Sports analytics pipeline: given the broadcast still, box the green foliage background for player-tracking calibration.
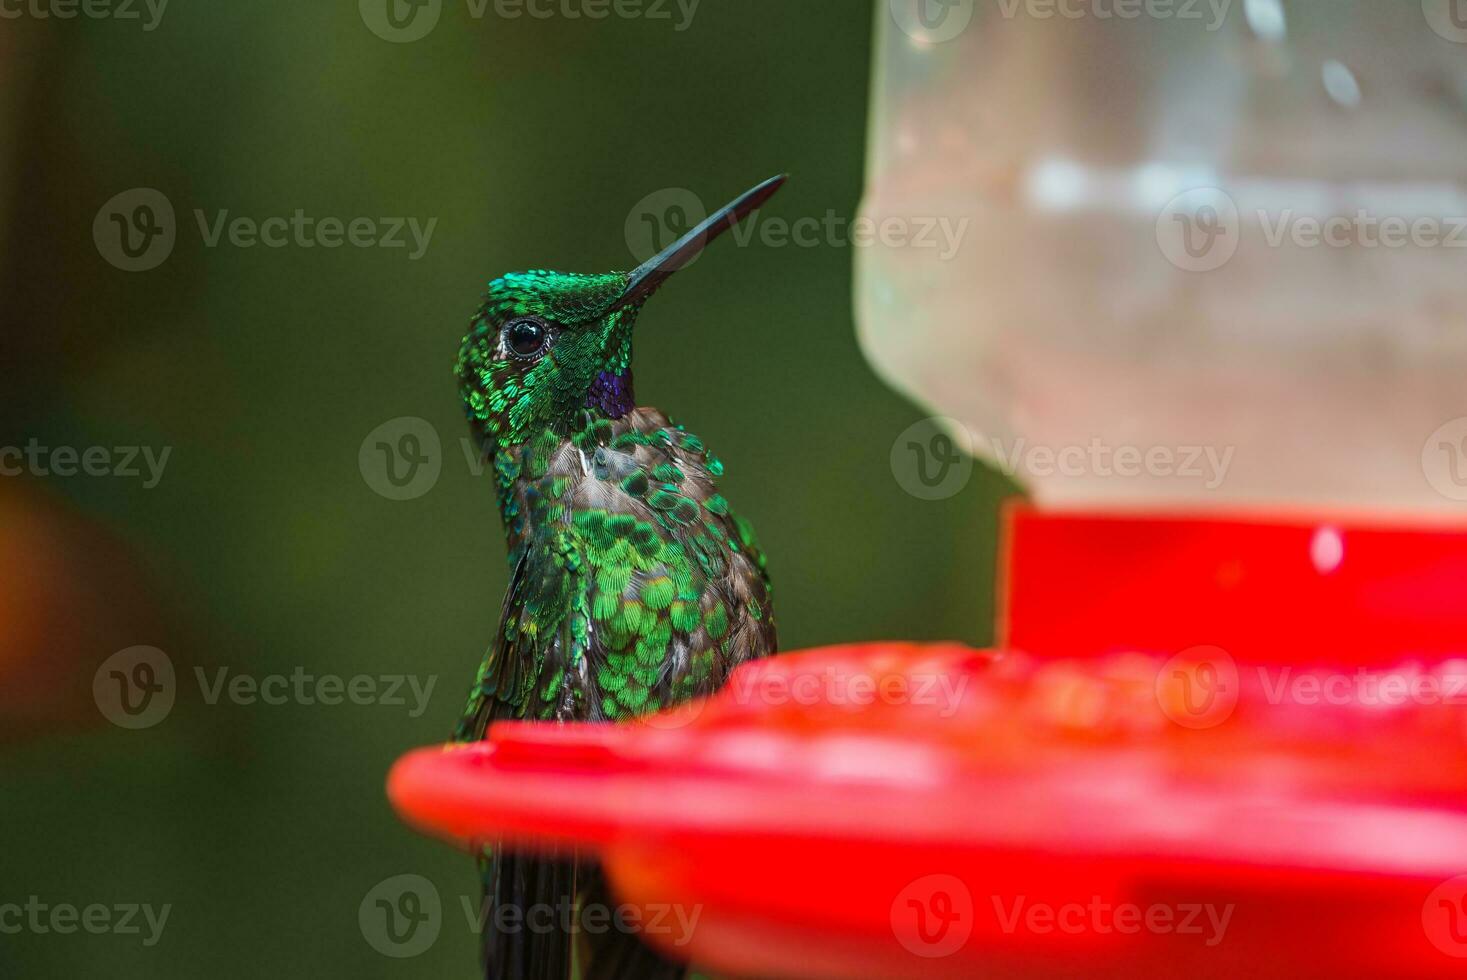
[0,2,1009,975]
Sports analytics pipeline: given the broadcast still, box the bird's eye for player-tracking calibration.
[504,318,549,360]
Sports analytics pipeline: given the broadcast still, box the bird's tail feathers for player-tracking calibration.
[477,848,688,980]
[480,846,577,980]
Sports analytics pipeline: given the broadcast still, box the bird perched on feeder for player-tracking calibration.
[451,176,784,979]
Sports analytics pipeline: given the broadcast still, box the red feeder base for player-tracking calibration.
[389,509,1467,978]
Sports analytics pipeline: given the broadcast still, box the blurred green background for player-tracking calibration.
[0,1,1011,976]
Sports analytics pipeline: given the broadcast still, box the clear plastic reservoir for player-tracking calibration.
[858,0,1467,512]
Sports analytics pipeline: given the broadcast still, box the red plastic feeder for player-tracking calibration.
[390,507,1467,978]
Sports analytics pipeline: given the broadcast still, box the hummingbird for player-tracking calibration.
[451,176,784,979]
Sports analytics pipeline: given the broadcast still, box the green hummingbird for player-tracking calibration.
[451,176,784,979]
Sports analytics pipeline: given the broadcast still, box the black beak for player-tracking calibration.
[615,174,787,310]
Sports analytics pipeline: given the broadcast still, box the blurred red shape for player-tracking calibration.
[391,650,1467,977]
[390,511,1467,977]
[0,479,168,739]
[1003,503,1467,667]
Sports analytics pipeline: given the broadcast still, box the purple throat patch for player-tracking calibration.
[585,371,635,418]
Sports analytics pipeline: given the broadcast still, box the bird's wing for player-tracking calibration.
[721,504,779,665]
[453,527,592,740]
[654,419,778,680]
[453,529,596,980]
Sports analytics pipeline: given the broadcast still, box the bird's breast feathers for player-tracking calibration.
[494,407,776,722]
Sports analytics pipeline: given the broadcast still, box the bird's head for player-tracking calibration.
[455,175,786,451]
